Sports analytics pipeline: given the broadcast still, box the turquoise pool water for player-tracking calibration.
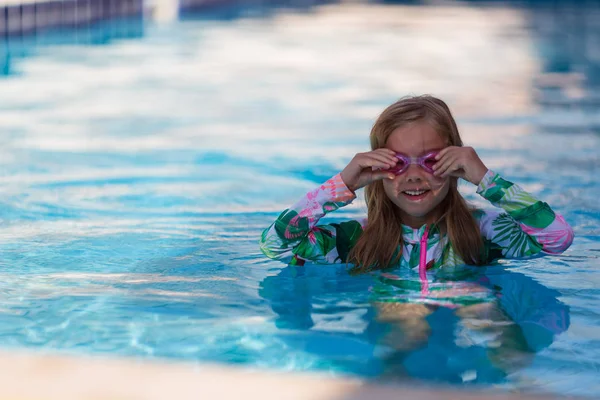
[0,3,599,397]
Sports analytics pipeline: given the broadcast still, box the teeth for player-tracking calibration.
[405,190,426,196]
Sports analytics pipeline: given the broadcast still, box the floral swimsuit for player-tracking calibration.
[259,170,574,271]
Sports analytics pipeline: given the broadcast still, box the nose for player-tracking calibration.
[405,163,425,182]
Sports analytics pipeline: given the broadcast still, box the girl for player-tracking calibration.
[259,95,574,275]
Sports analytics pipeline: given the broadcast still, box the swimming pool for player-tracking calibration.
[0,2,599,398]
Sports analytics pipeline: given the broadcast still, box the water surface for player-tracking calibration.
[0,3,599,397]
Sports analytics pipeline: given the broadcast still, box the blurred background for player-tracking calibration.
[0,0,599,398]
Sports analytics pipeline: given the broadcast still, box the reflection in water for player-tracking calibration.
[259,264,569,384]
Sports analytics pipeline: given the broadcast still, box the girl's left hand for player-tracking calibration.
[432,146,488,185]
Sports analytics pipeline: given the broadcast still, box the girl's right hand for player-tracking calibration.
[340,149,398,192]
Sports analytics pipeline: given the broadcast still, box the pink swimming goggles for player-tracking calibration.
[387,151,439,175]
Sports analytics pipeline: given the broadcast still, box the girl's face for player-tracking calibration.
[382,122,450,228]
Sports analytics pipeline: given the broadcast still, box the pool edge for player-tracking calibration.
[0,349,578,400]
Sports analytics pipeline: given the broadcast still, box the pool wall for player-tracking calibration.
[0,0,144,37]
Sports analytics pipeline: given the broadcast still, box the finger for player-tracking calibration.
[440,163,461,178]
[361,153,397,169]
[371,149,399,164]
[432,153,455,173]
[374,148,397,156]
[360,158,395,171]
[432,150,456,170]
[370,170,396,182]
[434,156,458,177]
[434,146,456,160]
[365,155,396,170]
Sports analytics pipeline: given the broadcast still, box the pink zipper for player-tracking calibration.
[419,225,430,295]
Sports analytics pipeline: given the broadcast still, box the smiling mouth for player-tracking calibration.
[402,189,430,200]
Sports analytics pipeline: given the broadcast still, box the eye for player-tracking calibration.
[395,158,407,169]
[423,157,436,168]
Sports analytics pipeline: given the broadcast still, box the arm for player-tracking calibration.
[476,170,574,260]
[259,173,364,265]
[260,148,399,266]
